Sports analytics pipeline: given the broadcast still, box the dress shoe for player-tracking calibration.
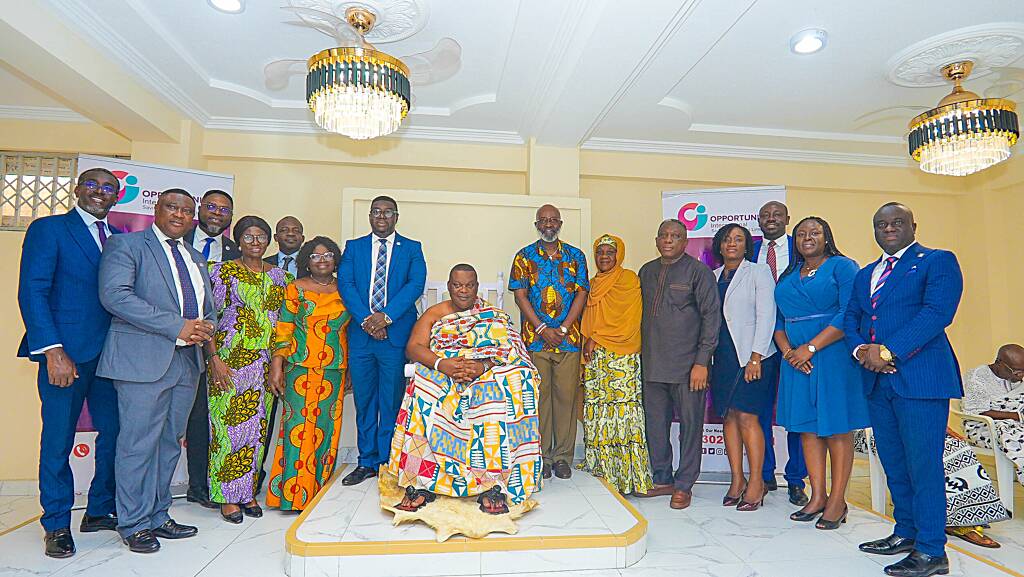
[241,502,263,518]
[764,477,779,491]
[860,534,917,556]
[542,463,552,479]
[44,528,75,558]
[221,506,243,524]
[633,483,674,498]
[788,485,809,506]
[123,529,160,554]
[341,466,378,486]
[815,505,848,530]
[152,519,198,539]
[186,492,218,510]
[670,490,692,510]
[553,460,572,479]
[80,512,118,533]
[789,507,825,522]
[883,551,949,577]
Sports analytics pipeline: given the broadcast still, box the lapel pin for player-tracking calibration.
[917,253,924,257]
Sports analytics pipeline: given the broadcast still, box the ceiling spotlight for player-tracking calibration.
[208,0,244,14]
[790,29,827,55]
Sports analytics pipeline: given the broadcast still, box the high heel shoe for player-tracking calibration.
[736,497,763,512]
[815,506,848,530]
[790,507,825,522]
[723,483,746,507]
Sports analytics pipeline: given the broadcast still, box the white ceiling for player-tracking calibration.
[3,0,1023,165]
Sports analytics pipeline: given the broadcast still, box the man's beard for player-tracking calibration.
[200,219,227,236]
[538,229,560,243]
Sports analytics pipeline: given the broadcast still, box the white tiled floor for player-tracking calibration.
[1,476,1021,577]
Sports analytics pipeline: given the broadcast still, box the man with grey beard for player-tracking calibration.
[509,204,590,480]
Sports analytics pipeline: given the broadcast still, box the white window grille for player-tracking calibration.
[1,152,78,230]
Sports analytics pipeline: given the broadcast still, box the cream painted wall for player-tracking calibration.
[0,121,1018,480]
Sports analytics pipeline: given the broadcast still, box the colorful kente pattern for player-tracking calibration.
[387,300,542,504]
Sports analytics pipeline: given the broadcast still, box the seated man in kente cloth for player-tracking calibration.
[388,264,542,514]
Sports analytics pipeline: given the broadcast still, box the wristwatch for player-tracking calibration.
[879,345,894,363]
[807,344,817,354]
[559,326,568,335]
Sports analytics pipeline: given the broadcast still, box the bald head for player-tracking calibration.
[873,202,917,255]
[535,204,562,243]
[995,344,1024,382]
[274,215,305,254]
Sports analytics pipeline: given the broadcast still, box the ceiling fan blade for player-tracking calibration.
[401,37,462,85]
[281,5,361,45]
[264,59,307,91]
[853,105,929,123]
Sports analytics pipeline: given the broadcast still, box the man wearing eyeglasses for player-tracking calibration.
[97,189,216,554]
[18,169,124,558]
[961,344,1024,490]
[338,196,426,486]
[182,189,240,509]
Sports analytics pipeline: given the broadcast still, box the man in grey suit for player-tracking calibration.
[97,189,216,554]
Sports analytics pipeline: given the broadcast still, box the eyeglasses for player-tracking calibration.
[161,203,195,217]
[242,234,268,244]
[536,218,562,225]
[79,179,118,196]
[203,203,232,216]
[997,358,1024,378]
[370,208,398,219]
[309,252,335,262]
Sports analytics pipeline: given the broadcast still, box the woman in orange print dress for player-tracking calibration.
[267,236,351,511]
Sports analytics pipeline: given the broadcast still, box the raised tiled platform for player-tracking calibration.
[284,468,647,577]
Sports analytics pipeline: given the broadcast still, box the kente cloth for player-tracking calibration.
[581,234,642,356]
[387,300,542,504]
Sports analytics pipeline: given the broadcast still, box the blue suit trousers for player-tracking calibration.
[349,339,407,468]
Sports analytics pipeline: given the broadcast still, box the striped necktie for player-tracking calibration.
[370,238,387,312]
[766,240,778,282]
[871,256,898,309]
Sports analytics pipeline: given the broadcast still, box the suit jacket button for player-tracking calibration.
[871,315,877,321]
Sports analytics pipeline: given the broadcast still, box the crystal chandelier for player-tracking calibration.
[908,61,1019,177]
[306,9,410,140]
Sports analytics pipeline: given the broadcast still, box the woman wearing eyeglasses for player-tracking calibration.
[204,216,292,524]
[266,236,351,512]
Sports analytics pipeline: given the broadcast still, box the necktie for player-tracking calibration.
[95,222,108,248]
[371,238,387,313]
[871,256,899,309]
[282,256,293,275]
[167,239,200,319]
[766,240,778,282]
[201,237,214,260]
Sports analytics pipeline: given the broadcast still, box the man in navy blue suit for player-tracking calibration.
[17,168,123,558]
[338,196,427,486]
[750,200,808,507]
[845,203,962,577]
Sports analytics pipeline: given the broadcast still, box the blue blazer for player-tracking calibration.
[338,233,427,349]
[750,235,795,267]
[843,242,963,400]
[17,210,120,363]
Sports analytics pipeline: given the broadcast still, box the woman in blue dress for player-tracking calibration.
[774,216,869,530]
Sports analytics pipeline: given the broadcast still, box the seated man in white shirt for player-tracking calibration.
[962,344,1024,485]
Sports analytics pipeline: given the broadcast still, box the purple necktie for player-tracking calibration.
[96,222,108,248]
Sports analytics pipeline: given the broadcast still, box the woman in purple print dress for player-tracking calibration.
[205,216,293,524]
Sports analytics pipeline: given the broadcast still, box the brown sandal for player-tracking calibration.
[395,486,436,512]
[477,486,509,515]
[946,527,1000,548]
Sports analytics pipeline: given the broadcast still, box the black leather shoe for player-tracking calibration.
[860,534,917,556]
[186,492,218,510]
[123,529,160,554]
[342,466,378,486]
[241,502,263,518]
[152,519,198,539]
[220,506,243,525]
[44,528,75,558]
[542,463,552,479]
[788,485,809,506]
[764,477,779,492]
[80,512,118,533]
[553,460,572,479]
[884,551,949,577]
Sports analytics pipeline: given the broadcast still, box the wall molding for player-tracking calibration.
[582,137,911,167]
[0,105,91,123]
[204,116,525,144]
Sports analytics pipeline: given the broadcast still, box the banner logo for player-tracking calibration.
[678,202,709,231]
[72,443,90,458]
[111,171,141,204]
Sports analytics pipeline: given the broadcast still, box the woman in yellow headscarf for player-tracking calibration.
[579,234,653,494]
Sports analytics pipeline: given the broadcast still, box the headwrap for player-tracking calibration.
[581,234,642,355]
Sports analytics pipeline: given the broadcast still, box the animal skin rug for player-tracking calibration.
[377,469,538,542]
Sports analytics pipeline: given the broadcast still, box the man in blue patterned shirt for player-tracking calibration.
[509,204,590,480]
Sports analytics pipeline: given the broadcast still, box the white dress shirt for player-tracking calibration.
[276,251,299,277]
[191,226,223,263]
[869,245,911,294]
[367,232,396,308]
[30,208,110,355]
[152,225,207,346]
[757,235,790,274]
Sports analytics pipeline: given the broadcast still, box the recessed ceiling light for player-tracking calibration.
[208,0,244,14]
[790,29,827,55]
